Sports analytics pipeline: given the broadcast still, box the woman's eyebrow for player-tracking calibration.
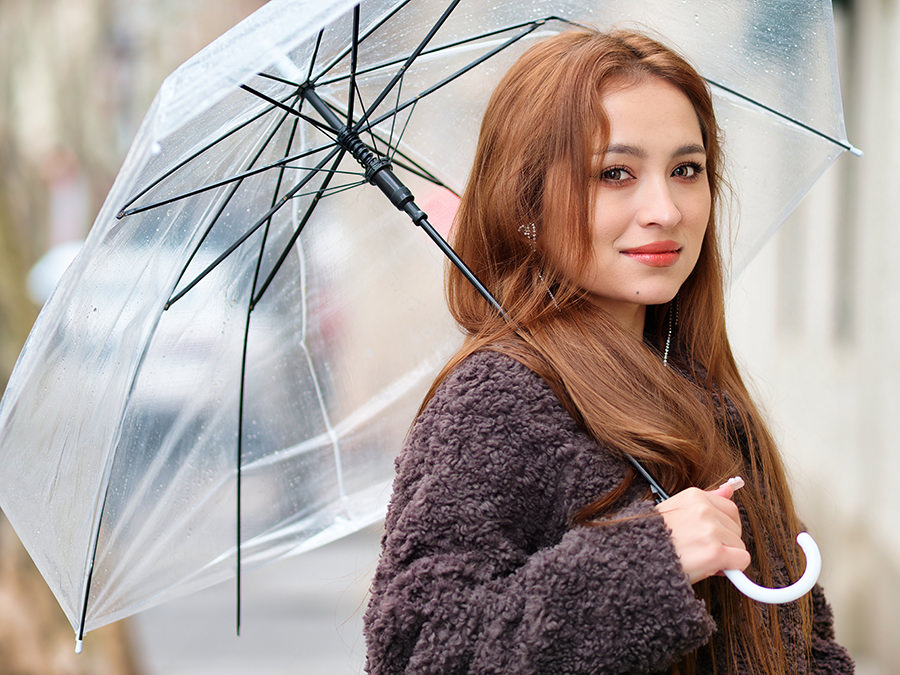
[674,143,706,156]
[600,143,706,158]
[603,143,645,158]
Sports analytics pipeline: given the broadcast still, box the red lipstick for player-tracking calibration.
[621,240,682,267]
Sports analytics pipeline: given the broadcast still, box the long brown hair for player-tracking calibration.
[425,29,812,673]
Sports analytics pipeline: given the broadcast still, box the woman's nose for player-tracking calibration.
[637,178,682,228]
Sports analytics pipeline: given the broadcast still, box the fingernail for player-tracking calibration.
[721,476,745,491]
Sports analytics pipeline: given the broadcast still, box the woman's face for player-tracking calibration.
[556,77,711,333]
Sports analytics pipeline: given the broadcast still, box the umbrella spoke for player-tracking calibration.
[307,28,324,83]
[117,83,341,221]
[168,101,303,302]
[707,78,861,154]
[137,15,572,230]
[165,145,342,308]
[308,0,416,85]
[238,84,338,138]
[389,156,454,193]
[251,149,346,308]
[359,20,545,133]
[117,141,343,220]
[339,104,453,192]
[287,178,369,201]
[347,4,361,126]
[355,0,462,131]
[313,18,567,90]
[387,96,416,165]
[171,150,364,316]
[117,90,302,217]
[381,67,407,158]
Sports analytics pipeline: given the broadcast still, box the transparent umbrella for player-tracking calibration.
[0,0,857,649]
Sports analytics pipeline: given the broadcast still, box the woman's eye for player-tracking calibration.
[600,167,630,181]
[673,162,704,179]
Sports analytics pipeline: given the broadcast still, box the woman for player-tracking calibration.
[363,29,853,673]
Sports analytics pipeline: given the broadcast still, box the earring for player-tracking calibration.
[518,222,538,244]
[517,223,559,309]
[662,296,678,367]
[540,271,560,309]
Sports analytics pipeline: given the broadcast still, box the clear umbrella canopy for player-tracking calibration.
[0,0,855,642]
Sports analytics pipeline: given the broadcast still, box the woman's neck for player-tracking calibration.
[586,298,646,337]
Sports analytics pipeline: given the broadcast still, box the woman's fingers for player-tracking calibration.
[657,484,751,584]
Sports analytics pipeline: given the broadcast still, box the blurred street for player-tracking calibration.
[131,524,381,675]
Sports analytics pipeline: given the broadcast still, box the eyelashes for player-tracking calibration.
[597,165,632,182]
[594,162,706,184]
[671,161,705,179]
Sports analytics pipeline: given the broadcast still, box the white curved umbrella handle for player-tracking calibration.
[723,532,821,604]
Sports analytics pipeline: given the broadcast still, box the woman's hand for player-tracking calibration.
[656,480,751,584]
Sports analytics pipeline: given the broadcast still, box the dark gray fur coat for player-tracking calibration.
[363,350,854,673]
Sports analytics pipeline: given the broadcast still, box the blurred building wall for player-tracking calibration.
[727,2,899,671]
[0,0,266,260]
[0,2,265,672]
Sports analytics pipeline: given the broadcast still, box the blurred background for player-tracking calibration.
[0,0,896,673]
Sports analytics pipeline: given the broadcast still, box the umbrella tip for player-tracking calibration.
[75,639,83,654]
[848,144,864,157]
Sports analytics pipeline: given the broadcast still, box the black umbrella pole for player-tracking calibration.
[368,167,505,318]
[300,84,505,318]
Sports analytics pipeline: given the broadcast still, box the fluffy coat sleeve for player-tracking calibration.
[363,351,715,673]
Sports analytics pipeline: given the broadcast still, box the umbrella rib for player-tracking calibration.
[118,83,341,221]
[72,95,307,643]
[234,109,308,633]
[706,78,860,154]
[168,94,305,297]
[347,4,361,127]
[359,122,453,192]
[311,18,565,90]
[166,145,342,308]
[117,90,300,216]
[252,18,571,173]
[357,20,545,133]
[74,494,111,647]
[157,167,368,307]
[308,0,415,84]
[238,84,341,140]
[118,142,337,220]
[250,17,572,200]
[307,28,324,83]
[354,0,463,130]
[251,149,346,308]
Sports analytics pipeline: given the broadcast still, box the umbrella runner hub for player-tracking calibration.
[299,83,423,222]
[287,81,505,316]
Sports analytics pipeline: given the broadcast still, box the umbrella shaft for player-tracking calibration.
[300,84,505,317]
[301,85,420,214]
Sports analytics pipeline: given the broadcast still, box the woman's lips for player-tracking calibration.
[621,241,682,267]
